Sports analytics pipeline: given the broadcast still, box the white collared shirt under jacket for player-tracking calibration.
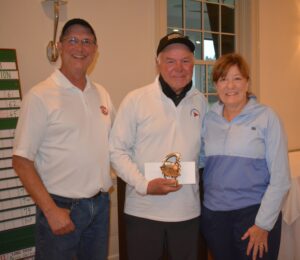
[110,77,207,222]
[13,69,115,198]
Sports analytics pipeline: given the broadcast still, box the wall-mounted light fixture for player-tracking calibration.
[45,0,68,62]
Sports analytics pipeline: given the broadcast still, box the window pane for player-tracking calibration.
[207,0,219,3]
[185,0,202,30]
[222,0,235,6]
[221,34,235,54]
[185,31,202,60]
[204,32,219,60]
[207,65,215,93]
[221,5,234,33]
[204,3,219,32]
[167,0,183,29]
[208,95,219,104]
[194,64,206,93]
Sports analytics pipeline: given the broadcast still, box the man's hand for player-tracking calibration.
[241,224,269,260]
[44,206,76,235]
[147,178,182,195]
[12,156,76,236]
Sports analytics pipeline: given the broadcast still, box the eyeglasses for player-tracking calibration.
[63,37,96,47]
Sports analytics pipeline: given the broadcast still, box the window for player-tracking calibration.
[167,0,236,103]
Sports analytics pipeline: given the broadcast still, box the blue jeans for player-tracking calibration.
[35,192,110,260]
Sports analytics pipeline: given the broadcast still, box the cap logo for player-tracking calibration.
[167,34,183,40]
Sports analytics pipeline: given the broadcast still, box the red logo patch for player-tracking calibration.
[100,105,108,115]
[190,108,200,118]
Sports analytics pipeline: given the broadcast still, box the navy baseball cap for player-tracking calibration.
[59,18,97,42]
[156,32,195,56]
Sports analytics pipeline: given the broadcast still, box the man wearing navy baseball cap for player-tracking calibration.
[110,32,207,260]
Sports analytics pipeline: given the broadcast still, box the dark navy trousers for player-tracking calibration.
[201,204,282,260]
[125,214,200,260]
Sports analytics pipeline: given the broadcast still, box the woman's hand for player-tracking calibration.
[241,224,269,260]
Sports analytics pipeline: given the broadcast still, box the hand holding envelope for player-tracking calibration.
[146,178,182,195]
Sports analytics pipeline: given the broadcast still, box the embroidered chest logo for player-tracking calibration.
[100,105,108,115]
[190,108,200,118]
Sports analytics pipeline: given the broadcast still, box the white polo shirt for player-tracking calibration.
[13,69,114,198]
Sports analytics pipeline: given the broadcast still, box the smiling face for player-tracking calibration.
[157,43,194,94]
[57,24,97,78]
[215,65,249,109]
[212,54,251,113]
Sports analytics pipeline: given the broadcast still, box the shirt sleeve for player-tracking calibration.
[255,109,291,230]
[109,94,148,195]
[13,91,48,161]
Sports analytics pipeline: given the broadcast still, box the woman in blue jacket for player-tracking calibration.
[200,53,290,260]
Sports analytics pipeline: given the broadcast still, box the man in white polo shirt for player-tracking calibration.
[110,32,207,260]
[12,18,114,260]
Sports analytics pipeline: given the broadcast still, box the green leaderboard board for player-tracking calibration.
[0,49,35,259]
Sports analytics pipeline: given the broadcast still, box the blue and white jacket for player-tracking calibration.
[200,96,290,230]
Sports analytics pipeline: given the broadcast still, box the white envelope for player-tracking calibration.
[144,161,196,184]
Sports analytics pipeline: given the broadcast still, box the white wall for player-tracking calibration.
[258,0,300,150]
[0,0,157,106]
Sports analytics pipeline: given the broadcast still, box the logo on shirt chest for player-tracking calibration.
[100,105,108,116]
[190,108,200,118]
